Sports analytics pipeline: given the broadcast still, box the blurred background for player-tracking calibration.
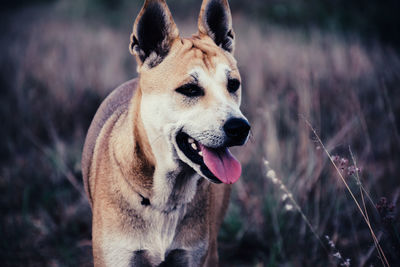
[1,0,400,266]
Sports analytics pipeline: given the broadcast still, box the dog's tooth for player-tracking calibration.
[191,143,197,150]
[198,151,203,156]
[188,138,194,144]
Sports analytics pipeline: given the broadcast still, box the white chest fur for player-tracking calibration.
[103,205,187,266]
[141,204,187,261]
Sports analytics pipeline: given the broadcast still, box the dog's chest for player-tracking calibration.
[139,205,207,266]
[143,206,185,257]
[102,207,186,266]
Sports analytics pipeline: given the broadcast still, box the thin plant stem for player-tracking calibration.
[303,118,390,267]
[349,147,387,267]
[264,161,329,254]
[349,147,376,209]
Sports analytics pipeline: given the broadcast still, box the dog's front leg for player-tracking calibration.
[157,249,189,267]
[130,250,153,267]
[129,249,188,267]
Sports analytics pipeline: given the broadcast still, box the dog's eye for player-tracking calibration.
[228,78,240,93]
[175,84,204,97]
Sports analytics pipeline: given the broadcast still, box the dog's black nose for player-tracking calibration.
[223,118,251,146]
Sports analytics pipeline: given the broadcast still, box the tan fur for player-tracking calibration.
[82,0,245,266]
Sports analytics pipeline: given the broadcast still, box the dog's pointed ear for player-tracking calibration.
[130,0,179,68]
[198,0,235,53]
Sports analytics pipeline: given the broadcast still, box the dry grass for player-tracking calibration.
[1,4,400,267]
[219,19,400,266]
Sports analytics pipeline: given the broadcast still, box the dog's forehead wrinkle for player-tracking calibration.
[182,37,236,72]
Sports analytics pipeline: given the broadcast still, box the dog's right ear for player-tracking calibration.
[130,0,179,68]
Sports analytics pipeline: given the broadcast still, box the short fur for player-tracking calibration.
[82,0,247,266]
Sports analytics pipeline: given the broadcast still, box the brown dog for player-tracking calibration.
[81,0,250,266]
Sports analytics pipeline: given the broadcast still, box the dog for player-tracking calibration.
[81,0,250,266]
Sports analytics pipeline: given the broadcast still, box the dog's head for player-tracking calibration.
[130,0,250,184]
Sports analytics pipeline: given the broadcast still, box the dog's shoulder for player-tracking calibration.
[81,78,138,203]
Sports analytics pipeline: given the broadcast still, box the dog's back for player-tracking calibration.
[82,79,138,205]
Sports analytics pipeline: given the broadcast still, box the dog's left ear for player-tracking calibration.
[198,0,235,53]
[130,0,179,68]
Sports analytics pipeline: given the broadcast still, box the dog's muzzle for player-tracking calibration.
[174,117,250,185]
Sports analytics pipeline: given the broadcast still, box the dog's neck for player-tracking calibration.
[155,163,202,212]
[122,87,202,212]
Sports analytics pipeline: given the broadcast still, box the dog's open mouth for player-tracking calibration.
[176,132,241,184]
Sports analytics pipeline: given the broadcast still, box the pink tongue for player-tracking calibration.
[199,144,242,184]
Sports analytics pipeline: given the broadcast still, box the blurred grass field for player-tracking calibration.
[1,0,400,266]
